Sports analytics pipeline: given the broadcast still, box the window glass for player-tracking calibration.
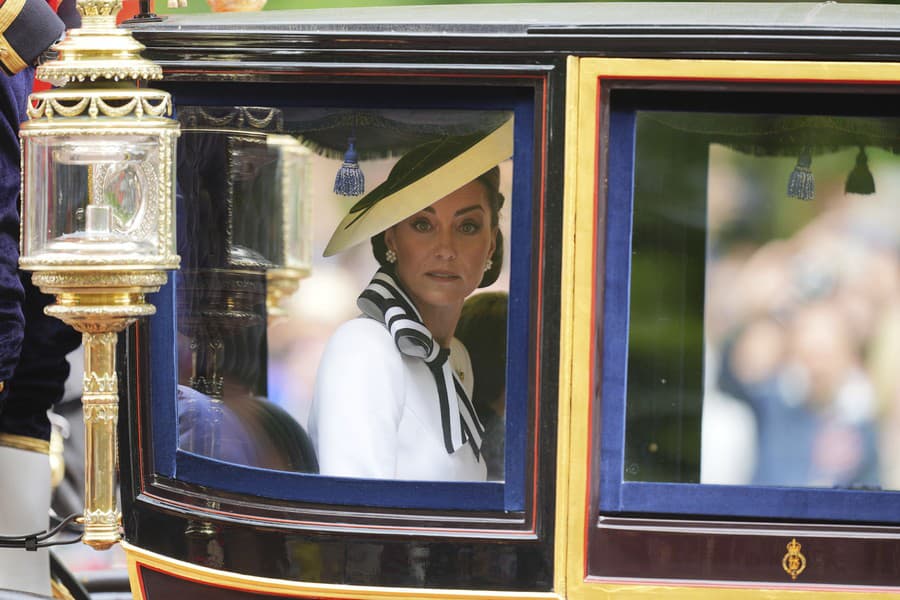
[173,106,515,484]
[625,111,900,492]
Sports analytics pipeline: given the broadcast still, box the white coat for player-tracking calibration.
[309,316,486,482]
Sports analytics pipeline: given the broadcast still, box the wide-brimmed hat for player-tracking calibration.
[323,116,513,257]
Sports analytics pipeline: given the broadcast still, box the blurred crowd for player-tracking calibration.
[702,146,900,490]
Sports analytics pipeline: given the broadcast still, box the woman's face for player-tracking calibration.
[385,180,497,319]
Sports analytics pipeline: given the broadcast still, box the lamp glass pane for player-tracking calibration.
[22,134,161,259]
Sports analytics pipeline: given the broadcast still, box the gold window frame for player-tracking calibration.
[558,57,900,600]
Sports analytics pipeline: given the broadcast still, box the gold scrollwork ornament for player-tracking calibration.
[782,538,807,580]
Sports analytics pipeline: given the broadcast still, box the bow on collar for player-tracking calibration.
[358,269,484,459]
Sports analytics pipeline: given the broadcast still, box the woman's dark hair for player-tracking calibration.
[371,166,505,287]
[455,291,508,422]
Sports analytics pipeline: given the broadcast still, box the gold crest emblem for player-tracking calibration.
[782,538,807,580]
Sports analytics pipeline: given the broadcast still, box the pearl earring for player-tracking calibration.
[484,258,493,272]
[386,249,397,264]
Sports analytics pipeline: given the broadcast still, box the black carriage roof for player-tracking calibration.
[131,2,896,33]
[129,2,900,62]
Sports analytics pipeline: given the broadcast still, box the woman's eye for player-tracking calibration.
[459,221,481,234]
[412,219,432,232]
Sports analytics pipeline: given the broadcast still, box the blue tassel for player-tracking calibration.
[333,137,365,197]
[787,150,814,201]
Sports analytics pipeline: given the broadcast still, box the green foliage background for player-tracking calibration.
[157,0,897,16]
[157,0,604,14]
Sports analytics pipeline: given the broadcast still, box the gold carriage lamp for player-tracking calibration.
[264,133,312,320]
[18,0,179,550]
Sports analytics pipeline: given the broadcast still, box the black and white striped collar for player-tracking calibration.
[358,269,485,459]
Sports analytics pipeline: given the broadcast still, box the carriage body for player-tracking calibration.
[113,5,900,598]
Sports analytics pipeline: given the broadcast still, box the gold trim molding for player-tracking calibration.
[29,270,169,289]
[577,57,900,82]
[123,542,562,600]
[578,584,900,599]
[27,89,172,121]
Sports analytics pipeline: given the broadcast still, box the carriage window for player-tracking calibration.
[150,87,537,511]
[602,99,900,521]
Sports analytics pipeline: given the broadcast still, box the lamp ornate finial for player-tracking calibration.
[35,0,162,86]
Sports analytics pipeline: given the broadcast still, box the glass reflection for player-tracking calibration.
[173,106,512,481]
[626,111,900,491]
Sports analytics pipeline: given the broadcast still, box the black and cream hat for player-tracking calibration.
[324,116,513,257]
[0,0,65,75]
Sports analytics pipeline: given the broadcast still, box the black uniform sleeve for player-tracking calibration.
[1,272,80,441]
[0,67,30,414]
[0,0,65,75]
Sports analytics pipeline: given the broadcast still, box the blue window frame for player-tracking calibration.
[147,82,538,512]
[599,88,900,523]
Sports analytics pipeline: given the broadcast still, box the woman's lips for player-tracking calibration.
[426,271,460,280]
